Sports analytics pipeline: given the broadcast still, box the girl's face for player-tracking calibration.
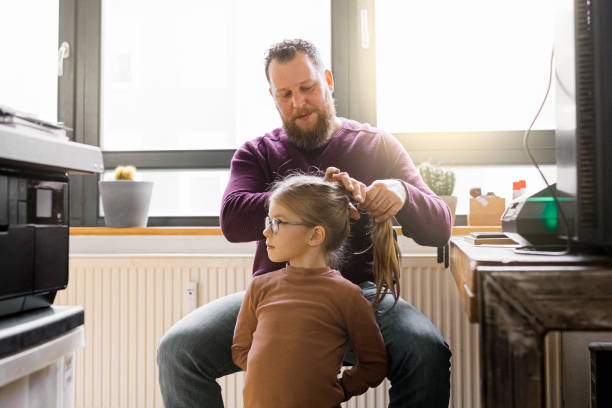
[263,200,316,264]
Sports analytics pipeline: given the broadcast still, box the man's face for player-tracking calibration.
[268,52,336,150]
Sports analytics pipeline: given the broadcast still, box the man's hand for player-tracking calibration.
[324,167,366,220]
[362,180,407,223]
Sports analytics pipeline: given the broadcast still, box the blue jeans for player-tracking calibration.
[157,281,451,407]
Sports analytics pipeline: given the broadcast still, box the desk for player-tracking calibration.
[449,237,612,408]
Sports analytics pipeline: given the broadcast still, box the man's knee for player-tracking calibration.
[157,326,183,371]
[157,313,208,373]
[412,329,451,372]
[387,328,451,407]
[387,318,451,378]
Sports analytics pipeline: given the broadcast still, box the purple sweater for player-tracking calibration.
[220,118,452,284]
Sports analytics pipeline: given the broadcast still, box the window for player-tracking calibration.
[66,0,558,225]
[65,0,341,226]
[0,1,59,122]
[374,0,556,167]
[372,0,557,218]
[96,0,331,222]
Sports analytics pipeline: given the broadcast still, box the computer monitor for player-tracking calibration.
[554,0,612,248]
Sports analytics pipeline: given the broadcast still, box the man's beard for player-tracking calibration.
[282,92,337,150]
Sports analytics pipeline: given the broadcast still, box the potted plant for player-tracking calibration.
[418,163,457,226]
[99,165,153,227]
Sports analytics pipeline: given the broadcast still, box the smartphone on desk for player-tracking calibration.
[469,232,509,239]
[464,232,517,245]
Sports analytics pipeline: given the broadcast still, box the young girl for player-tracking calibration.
[231,174,401,408]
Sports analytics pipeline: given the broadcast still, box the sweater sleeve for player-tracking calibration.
[379,133,452,247]
[220,141,273,243]
[231,281,259,371]
[339,289,388,400]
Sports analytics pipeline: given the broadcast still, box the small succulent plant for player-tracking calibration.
[114,165,136,181]
[418,163,456,196]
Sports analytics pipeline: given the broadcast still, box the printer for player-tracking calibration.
[0,120,103,317]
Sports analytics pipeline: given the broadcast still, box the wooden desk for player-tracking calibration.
[449,237,612,408]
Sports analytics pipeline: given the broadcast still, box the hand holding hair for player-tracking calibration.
[324,167,366,220]
[362,180,407,223]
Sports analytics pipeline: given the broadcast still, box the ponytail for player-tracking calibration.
[371,218,401,310]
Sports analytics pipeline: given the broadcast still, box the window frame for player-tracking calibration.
[60,0,555,227]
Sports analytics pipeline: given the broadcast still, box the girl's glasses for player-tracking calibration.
[265,216,311,234]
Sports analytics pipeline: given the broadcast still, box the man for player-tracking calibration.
[158,39,452,407]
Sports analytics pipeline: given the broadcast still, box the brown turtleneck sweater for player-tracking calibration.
[232,265,387,408]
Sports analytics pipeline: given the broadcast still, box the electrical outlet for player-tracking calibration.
[184,281,197,314]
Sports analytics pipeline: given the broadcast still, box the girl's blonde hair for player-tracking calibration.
[270,174,401,309]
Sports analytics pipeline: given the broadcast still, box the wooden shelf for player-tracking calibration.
[70,225,501,236]
[69,227,223,236]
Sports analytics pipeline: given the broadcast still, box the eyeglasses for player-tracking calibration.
[265,216,311,234]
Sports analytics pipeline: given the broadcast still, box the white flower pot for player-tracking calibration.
[99,180,153,227]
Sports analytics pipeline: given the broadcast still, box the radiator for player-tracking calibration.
[57,255,561,408]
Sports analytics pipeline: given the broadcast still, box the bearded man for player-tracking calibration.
[158,39,452,408]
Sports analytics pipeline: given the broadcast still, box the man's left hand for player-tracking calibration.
[362,180,407,223]
[324,167,366,220]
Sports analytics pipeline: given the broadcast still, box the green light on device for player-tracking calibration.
[525,196,568,232]
[541,201,559,231]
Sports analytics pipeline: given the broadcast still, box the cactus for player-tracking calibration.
[114,165,136,181]
[418,163,455,196]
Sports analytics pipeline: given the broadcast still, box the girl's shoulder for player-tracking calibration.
[246,268,289,303]
[326,269,363,295]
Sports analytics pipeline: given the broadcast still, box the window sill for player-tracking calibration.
[69,225,501,236]
[67,226,500,256]
[69,227,223,236]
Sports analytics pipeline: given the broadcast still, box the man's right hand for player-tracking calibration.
[324,167,366,220]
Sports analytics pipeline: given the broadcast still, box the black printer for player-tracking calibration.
[0,119,103,316]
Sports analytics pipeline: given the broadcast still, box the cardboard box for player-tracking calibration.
[468,196,506,226]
